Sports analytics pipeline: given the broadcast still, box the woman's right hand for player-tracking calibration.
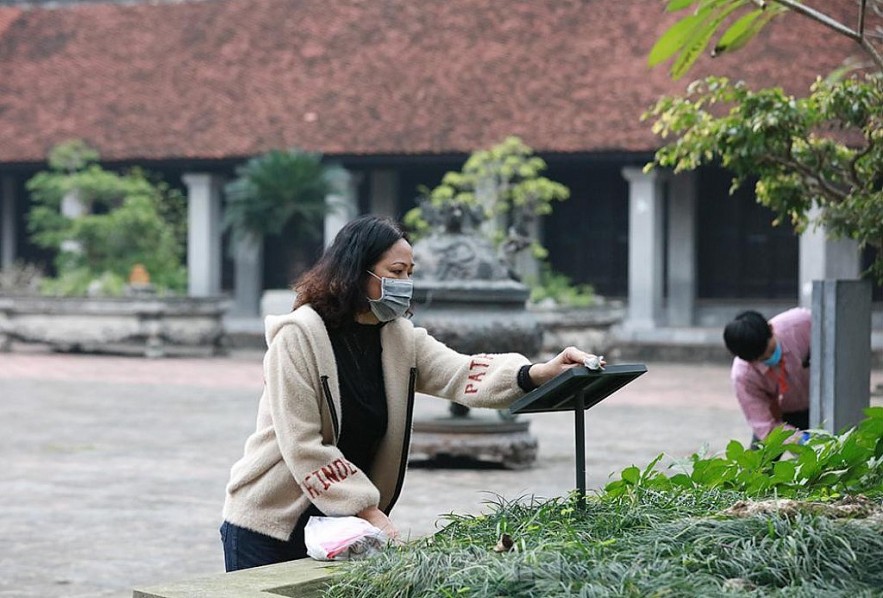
[529,346,605,386]
[357,505,400,540]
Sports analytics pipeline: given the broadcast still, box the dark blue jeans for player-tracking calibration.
[221,505,323,572]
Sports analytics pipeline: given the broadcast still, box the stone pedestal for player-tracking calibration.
[410,280,542,355]
[410,415,537,470]
[407,229,543,468]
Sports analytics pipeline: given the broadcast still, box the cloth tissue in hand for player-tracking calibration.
[304,516,388,561]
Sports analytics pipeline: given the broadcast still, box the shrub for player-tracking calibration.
[527,266,595,308]
[26,141,186,296]
[223,148,332,243]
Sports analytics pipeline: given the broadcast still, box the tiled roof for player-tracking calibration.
[0,0,860,162]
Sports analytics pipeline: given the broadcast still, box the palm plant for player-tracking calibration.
[224,148,331,243]
[223,148,334,315]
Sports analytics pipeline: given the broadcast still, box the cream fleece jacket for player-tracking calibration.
[222,305,530,540]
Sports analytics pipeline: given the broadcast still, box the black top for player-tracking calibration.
[327,320,388,474]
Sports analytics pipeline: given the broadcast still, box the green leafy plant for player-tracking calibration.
[527,265,595,308]
[26,141,187,296]
[223,148,332,243]
[605,406,883,500]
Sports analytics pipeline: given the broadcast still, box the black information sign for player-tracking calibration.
[509,364,648,496]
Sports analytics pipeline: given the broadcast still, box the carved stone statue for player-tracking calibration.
[408,197,541,468]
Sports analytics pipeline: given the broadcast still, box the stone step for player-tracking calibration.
[132,558,337,598]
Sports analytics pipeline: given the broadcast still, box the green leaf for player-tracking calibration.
[771,459,797,483]
[760,426,792,450]
[712,9,762,55]
[649,14,704,66]
[603,479,627,497]
[725,439,745,461]
[839,435,870,466]
[715,8,781,55]
[621,466,640,485]
[691,458,731,486]
[641,453,665,479]
[734,448,761,471]
[670,2,743,79]
[666,0,698,11]
[864,406,883,420]
[669,473,694,488]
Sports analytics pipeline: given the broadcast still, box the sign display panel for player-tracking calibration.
[509,364,648,415]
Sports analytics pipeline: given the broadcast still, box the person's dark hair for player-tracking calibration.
[294,215,408,327]
[723,310,772,361]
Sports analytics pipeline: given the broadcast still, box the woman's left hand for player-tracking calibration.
[528,347,605,387]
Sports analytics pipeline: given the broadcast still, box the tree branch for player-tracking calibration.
[771,0,860,39]
[771,0,883,71]
[860,0,867,37]
[763,151,850,203]
[848,133,878,189]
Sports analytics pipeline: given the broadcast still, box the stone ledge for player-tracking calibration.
[0,295,229,357]
[132,559,338,598]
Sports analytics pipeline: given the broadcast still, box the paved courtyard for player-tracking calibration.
[1,347,880,597]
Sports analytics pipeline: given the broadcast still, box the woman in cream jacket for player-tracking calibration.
[221,215,599,571]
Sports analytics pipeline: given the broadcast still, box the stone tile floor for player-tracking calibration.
[1,347,880,597]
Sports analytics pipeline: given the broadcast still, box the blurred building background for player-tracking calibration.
[0,0,879,333]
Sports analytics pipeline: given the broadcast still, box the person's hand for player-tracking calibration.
[528,347,606,387]
[357,506,400,541]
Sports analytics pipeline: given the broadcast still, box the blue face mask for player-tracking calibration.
[762,342,782,367]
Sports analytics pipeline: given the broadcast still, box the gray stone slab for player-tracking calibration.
[133,559,336,598]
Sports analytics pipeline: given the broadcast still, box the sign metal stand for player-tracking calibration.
[509,364,648,496]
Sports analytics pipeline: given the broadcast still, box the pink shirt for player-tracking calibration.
[730,307,811,440]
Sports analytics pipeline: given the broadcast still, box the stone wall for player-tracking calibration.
[0,295,228,357]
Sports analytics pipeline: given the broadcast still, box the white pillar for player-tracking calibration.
[182,173,223,296]
[799,206,861,307]
[324,168,360,248]
[369,170,399,218]
[622,167,665,330]
[667,172,697,326]
[1,175,17,269]
[231,235,264,317]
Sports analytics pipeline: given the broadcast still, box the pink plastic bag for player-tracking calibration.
[304,516,388,561]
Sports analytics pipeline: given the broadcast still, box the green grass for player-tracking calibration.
[324,491,883,597]
[325,410,883,597]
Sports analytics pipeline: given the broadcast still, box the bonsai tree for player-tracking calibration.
[26,140,187,296]
[645,0,883,282]
[222,148,334,314]
[405,136,571,283]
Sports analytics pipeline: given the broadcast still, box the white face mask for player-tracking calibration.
[366,271,413,321]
